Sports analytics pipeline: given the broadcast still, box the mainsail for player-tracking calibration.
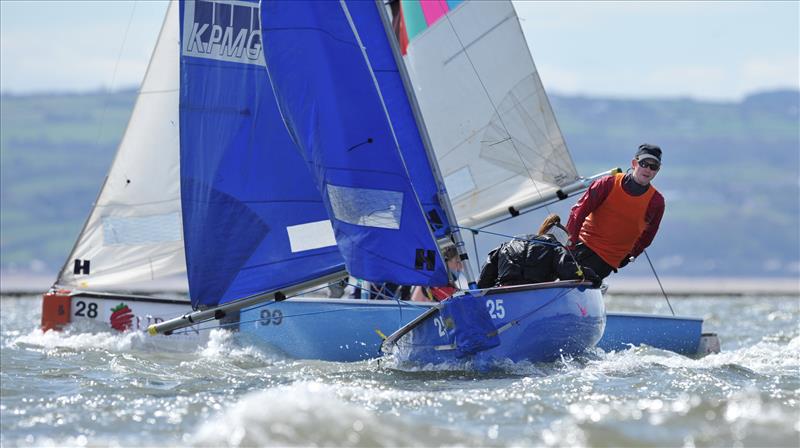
[56,1,186,290]
[392,1,580,228]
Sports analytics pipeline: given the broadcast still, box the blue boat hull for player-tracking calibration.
[598,312,704,355]
[239,298,432,361]
[386,282,606,366]
[236,291,706,362]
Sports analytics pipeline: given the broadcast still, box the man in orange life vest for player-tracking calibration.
[566,144,665,280]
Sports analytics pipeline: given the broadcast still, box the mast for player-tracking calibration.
[373,0,477,287]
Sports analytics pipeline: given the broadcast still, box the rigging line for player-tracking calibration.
[93,1,138,152]
[471,228,481,272]
[643,250,675,316]
[453,226,561,248]
[435,5,556,216]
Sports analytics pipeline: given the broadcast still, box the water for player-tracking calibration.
[2,293,798,447]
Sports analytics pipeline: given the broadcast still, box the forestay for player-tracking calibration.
[392,1,579,227]
[56,1,186,290]
[179,0,345,308]
[259,0,449,287]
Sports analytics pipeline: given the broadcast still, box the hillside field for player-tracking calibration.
[1,89,798,279]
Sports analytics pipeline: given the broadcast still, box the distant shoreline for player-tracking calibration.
[605,276,799,296]
[2,273,797,296]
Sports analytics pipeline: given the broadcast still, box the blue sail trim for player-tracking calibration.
[259,0,449,287]
[179,0,345,308]
[345,0,453,239]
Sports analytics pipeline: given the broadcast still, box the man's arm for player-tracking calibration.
[566,176,614,244]
[631,191,665,257]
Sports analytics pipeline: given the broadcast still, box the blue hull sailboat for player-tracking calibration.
[149,0,607,366]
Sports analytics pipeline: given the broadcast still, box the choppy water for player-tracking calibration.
[1,293,798,447]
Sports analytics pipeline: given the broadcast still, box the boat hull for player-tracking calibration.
[385,282,606,366]
[598,312,704,355]
[47,291,713,360]
[239,298,432,361]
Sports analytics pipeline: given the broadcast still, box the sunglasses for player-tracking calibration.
[637,160,661,171]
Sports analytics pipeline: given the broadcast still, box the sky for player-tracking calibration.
[0,0,798,101]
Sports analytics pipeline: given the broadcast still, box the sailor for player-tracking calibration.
[411,246,462,302]
[476,213,592,288]
[565,144,665,280]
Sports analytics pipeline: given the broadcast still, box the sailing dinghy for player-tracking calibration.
[378,0,718,361]
[147,0,606,365]
[42,0,716,361]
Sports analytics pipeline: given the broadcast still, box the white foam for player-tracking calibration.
[9,321,207,354]
[190,381,477,447]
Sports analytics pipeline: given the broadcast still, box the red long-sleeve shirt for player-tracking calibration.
[566,174,665,258]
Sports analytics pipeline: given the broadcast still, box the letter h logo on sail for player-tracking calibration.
[414,249,436,271]
[73,259,90,275]
[182,0,265,67]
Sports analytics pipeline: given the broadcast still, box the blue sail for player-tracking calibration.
[259,0,449,286]
[179,0,345,308]
[346,0,453,239]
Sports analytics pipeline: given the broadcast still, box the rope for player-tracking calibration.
[93,1,138,147]
[643,250,675,316]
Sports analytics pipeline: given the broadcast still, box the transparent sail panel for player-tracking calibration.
[56,0,186,291]
[102,213,182,246]
[399,1,578,228]
[327,185,403,230]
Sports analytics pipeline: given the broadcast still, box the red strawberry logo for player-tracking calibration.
[110,303,134,331]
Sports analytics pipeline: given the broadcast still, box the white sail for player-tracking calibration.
[400,1,578,228]
[56,1,185,290]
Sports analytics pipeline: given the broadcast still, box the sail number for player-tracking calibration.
[259,309,283,326]
[74,301,98,318]
[486,299,505,319]
[434,316,446,337]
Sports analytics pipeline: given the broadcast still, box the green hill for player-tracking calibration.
[1,89,798,278]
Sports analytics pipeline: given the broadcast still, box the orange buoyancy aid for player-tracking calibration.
[579,173,656,267]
